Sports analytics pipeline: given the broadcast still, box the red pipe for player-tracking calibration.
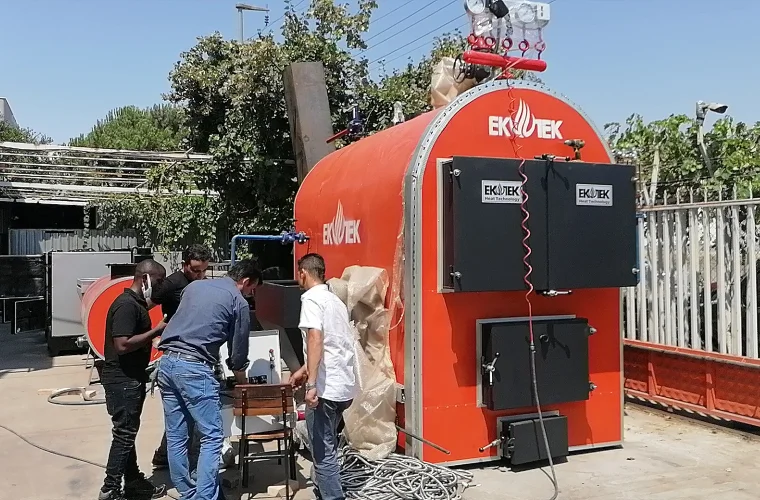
[462,51,547,73]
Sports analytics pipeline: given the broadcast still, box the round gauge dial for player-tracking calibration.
[516,2,537,24]
[465,0,487,16]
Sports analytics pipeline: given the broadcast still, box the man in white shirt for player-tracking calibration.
[288,253,356,500]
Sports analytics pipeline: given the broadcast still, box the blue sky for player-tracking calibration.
[0,0,755,144]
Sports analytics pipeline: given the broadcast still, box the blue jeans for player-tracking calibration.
[158,354,224,500]
[306,398,352,500]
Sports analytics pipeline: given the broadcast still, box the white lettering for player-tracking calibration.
[487,100,563,140]
[322,201,362,245]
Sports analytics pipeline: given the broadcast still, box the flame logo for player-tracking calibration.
[512,100,537,138]
[495,183,505,196]
[330,201,346,245]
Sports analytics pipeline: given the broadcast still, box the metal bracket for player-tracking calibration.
[396,384,406,404]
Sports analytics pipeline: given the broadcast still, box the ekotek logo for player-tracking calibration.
[488,99,564,140]
[482,180,523,204]
[575,183,613,207]
[323,201,361,245]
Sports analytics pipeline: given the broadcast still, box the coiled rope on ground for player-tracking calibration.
[339,447,475,500]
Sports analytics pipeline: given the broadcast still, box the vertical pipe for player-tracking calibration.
[703,207,713,352]
[638,215,648,342]
[626,286,635,340]
[747,202,758,358]
[731,204,742,356]
[648,212,659,343]
[675,208,686,348]
[717,207,727,354]
[689,207,700,349]
[239,9,244,42]
[662,211,673,345]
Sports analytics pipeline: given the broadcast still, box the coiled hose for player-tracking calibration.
[339,447,474,500]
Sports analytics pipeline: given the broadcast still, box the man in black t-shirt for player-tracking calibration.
[149,244,211,470]
[99,259,167,500]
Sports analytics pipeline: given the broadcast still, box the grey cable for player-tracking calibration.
[0,423,107,469]
[339,447,474,500]
[530,345,559,500]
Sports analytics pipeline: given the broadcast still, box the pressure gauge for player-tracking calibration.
[515,2,536,24]
[465,0,487,16]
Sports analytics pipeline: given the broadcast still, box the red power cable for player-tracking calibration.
[504,76,560,500]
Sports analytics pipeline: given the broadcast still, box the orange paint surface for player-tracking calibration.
[83,275,164,363]
[295,84,623,464]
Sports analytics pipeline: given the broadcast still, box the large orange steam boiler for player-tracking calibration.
[293,80,638,466]
[82,274,164,363]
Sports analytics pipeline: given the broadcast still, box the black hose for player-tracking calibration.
[530,344,559,500]
[0,423,106,469]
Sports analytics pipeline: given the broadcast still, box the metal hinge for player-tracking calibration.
[396,384,405,404]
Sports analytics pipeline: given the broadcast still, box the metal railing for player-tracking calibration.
[624,186,760,357]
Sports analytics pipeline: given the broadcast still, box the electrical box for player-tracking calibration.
[481,317,591,410]
[439,156,637,293]
[500,415,569,466]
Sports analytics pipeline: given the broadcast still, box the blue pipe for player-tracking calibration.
[230,231,309,265]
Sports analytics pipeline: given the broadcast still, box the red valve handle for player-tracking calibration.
[518,39,530,52]
[502,38,513,50]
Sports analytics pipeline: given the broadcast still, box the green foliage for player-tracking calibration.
[69,104,186,150]
[605,114,760,199]
[0,122,52,144]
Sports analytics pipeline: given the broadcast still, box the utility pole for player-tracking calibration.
[236,3,268,42]
[283,62,336,184]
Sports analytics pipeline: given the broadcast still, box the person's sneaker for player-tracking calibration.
[98,489,126,500]
[123,475,166,500]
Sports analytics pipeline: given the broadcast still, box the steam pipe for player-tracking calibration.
[462,51,548,73]
[230,232,309,265]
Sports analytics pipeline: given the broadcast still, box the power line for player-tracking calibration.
[362,0,457,47]
[368,13,466,65]
[371,1,414,25]
[265,0,308,34]
[370,22,469,69]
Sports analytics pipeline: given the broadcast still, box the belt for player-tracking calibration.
[163,350,214,368]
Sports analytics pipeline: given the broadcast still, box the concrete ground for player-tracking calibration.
[1,329,760,500]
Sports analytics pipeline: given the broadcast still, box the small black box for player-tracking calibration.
[255,280,303,329]
[502,415,569,466]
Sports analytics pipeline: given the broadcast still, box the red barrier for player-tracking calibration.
[624,339,760,427]
[462,51,548,73]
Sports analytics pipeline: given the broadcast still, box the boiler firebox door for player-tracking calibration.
[438,156,638,293]
[481,317,591,411]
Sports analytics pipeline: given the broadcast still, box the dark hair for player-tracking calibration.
[183,244,212,264]
[297,253,326,283]
[262,266,282,280]
[227,259,262,285]
[135,259,166,278]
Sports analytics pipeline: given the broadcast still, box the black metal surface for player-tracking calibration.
[443,156,548,292]
[502,415,569,466]
[109,263,136,279]
[545,161,638,289]
[255,280,304,329]
[441,156,637,293]
[0,256,46,298]
[482,318,591,410]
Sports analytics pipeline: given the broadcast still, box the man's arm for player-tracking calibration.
[305,327,324,386]
[226,301,251,384]
[111,304,166,355]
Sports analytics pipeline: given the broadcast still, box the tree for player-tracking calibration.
[69,104,186,150]
[0,122,52,144]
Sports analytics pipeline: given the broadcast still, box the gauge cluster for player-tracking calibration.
[465,0,551,38]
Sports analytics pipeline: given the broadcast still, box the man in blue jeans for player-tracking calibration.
[289,254,357,500]
[157,259,262,500]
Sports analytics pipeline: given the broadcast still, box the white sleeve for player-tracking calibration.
[298,298,323,332]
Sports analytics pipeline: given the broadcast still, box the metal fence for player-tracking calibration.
[9,229,138,255]
[623,186,760,358]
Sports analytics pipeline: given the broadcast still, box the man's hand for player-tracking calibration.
[288,367,308,388]
[305,387,318,409]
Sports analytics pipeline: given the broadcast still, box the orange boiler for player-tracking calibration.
[82,274,164,363]
[293,80,638,466]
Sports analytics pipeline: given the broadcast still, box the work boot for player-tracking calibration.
[151,453,169,470]
[123,475,166,500]
[98,489,126,500]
